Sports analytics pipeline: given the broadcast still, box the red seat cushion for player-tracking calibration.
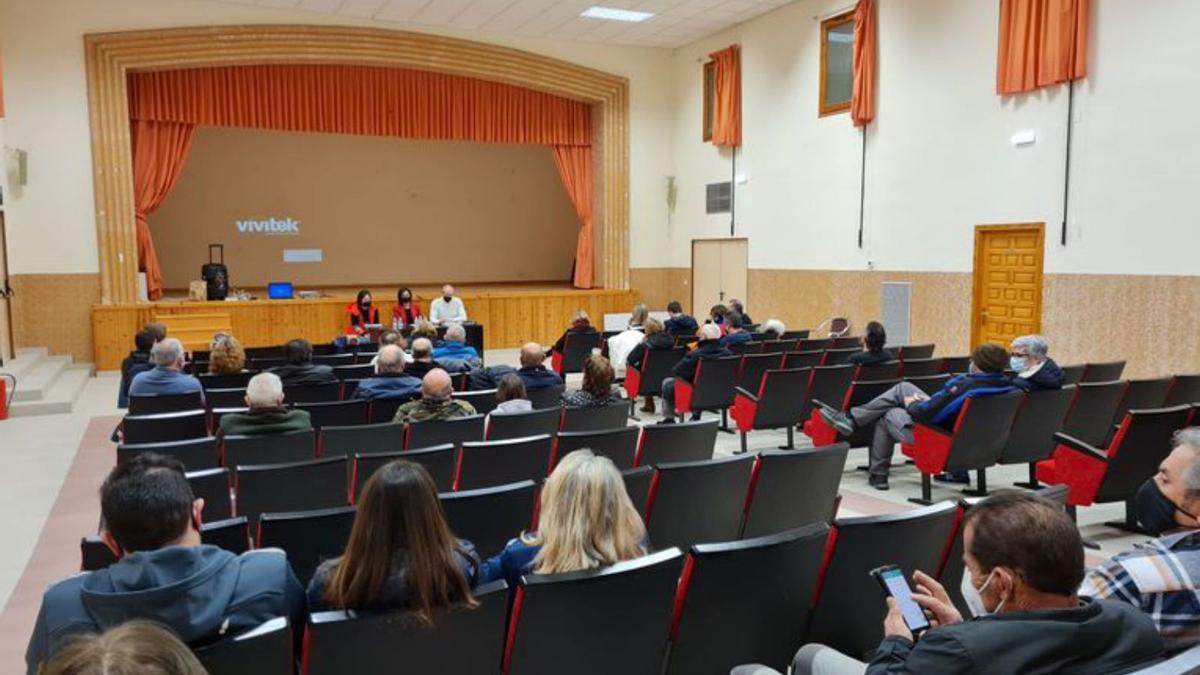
[1036,459,1057,485]
[804,409,838,447]
[731,392,758,432]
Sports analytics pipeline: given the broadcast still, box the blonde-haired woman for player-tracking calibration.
[480,449,646,586]
[207,332,246,375]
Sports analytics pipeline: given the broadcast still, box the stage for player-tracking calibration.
[91,283,639,371]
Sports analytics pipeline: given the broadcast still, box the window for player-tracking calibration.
[702,60,715,142]
[820,11,855,116]
[705,181,732,214]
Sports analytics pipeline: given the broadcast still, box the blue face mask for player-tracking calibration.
[1010,356,1027,373]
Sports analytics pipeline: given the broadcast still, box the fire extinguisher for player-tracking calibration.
[0,374,12,420]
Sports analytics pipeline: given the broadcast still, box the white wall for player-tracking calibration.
[0,0,675,275]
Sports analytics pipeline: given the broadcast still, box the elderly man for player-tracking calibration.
[433,323,481,369]
[429,284,468,325]
[393,369,476,424]
[270,339,338,387]
[354,345,422,401]
[1082,427,1200,653]
[518,342,564,392]
[1009,334,1065,391]
[729,298,753,326]
[405,338,446,381]
[128,338,203,399]
[217,372,312,439]
[660,323,732,423]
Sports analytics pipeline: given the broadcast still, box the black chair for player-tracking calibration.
[128,391,206,415]
[644,454,756,549]
[366,398,406,424]
[732,368,812,452]
[456,434,554,490]
[896,344,935,360]
[997,386,1077,488]
[223,429,316,467]
[854,360,901,381]
[453,389,499,415]
[939,356,971,374]
[1109,377,1174,439]
[552,331,603,375]
[405,414,485,449]
[1081,360,1127,383]
[527,385,566,410]
[624,348,687,412]
[806,501,959,660]
[311,353,354,367]
[440,480,538,556]
[635,419,719,466]
[210,407,248,430]
[742,444,848,538]
[726,340,764,356]
[798,338,834,352]
[235,456,349,523]
[251,357,287,371]
[800,364,856,423]
[296,400,368,429]
[245,346,283,360]
[353,445,458,496]
[1060,380,1129,447]
[905,373,951,396]
[351,342,379,355]
[554,427,641,469]
[333,364,375,381]
[897,357,941,377]
[504,549,684,675]
[195,616,292,675]
[667,524,831,675]
[205,387,248,409]
[761,339,799,353]
[340,379,362,400]
[831,336,861,349]
[821,347,860,366]
[118,436,220,471]
[561,401,629,432]
[188,467,233,520]
[1165,374,1200,407]
[283,383,341,404]
[305,581,509,675]
[782,350,825,370]
[199,372,254,389]
[672,355,741,429]
[320,421,405,459]
[782,330,810,341]
[122,410,209,444]
[486,407,561,441]
[80,536,117,571]
[257,506,355,586]
[806,379,899,450]
[737,353,785,392]
[1060,363,1086,385]
[200,516,250,554]
[622,466,654,519]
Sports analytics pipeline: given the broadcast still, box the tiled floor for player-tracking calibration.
[0,352,1151,671]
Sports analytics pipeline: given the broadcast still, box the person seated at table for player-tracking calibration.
[433,323,481,369]
[217,372,312,439]
[117,328,156,409]
[207,332,246,375]
[552,310,599,354]
[562,355,623,408]
[391,287,423,330]
[430,284,468,325]
[846,321,893,367]
[270,339,338,387]
[493,374,533,415]
[607,304,649,373]
[518,342,564,392]
[664,301,699,337]
[720,313,753,347]
[393,370,476,424]
[626,318,675,414]
[1008,334,1065,391]
[405,338,447,381]
[354,345,422,401]
[660,323,732,423]
[729,298,753,326]
[760,318,787,340]
[128,338,203,400]
[345,289,380,338]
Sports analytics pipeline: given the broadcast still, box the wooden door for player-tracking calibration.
[971,223,1044,348]
[691,238,748,316]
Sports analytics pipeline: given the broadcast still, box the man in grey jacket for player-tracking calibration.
[25,453,305,674]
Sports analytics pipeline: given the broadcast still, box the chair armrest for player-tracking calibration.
[1052,433,1108,463]
[811,399,837,414]
[735,387,759,402]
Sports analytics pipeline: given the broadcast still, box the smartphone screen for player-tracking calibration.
[878,567,930,632]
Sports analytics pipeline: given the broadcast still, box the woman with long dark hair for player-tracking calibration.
[345,289,380,337]
[392,287,424,330]
[307,461,479,618]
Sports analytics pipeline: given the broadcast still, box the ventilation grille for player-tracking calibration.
[705,182,732,214]
[881,282,912,348]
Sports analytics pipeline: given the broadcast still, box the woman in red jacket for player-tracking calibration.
[392,287,424,330]
[346,289,380,337]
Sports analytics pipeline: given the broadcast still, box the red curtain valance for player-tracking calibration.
[128,64,592,146]
[996,0,1089,95]
[707,46,742,148]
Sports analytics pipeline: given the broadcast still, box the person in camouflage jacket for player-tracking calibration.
[393,368,476,424]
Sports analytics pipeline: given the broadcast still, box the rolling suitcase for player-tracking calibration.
[202,244,229,301]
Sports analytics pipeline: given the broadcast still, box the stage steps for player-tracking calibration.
[2,347,96,417]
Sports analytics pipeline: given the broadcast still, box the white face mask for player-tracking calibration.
[961,568,1004,617]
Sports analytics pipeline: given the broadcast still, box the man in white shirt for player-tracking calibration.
[429,284,468,324]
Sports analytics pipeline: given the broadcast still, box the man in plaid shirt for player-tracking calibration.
[1082,427,1200,652]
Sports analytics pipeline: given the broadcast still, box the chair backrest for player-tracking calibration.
[555,427,641,470]
[304,581,509,675]
[1124,642,1200,675]
[251,357,287,371]
[195,617,293,675]
[905,374,951,396]
[526,385,566,410]
[742,444,849,539]
[245,346,283,360]
[939,356,971,374]
[781,330,810,341]
[644,454,757,550]
[807,501,959,659]
[748,368,813,429]
[200,516,250,554]
[943,390,1025,472]
[1061,380,1129,447]
[257,506,356,586]
[440,480,538,556]
[505,549,685,675]
[558,331,602,374]
[81,536,118,571]
[798,338,833,352]
[635,419,719,466]
[1060,363,1086,385]
[366,398,405,424]
[801,365,856,421]
[667,524,831,675]
[199,372,254,390]
[205,387,248,409]
[1165,374,1200,407]
[822,347,860,366]
[629,348,687,398]
[283,383,341,404]
[353,444,458,496]
[320,421,405,459]
[897,357,940,377]
[896,344,935,360]
[782,350,825,370]
[834,380,901,447]
[296,400,368,429]
[761,339,799,353]
[235,456,349,523]
[727,340,763,356]
[119,436,220,471]
[311,353,354,367]
[854,360,900,381]
[560,401,629,432]
[831,336,860,349]
[998,386,1077,465]
[122,410,209,444]
[1111,377,1174,430]
[738,353,785,391]
[223,429,316,467]
[1082,360,1127,383]
[1098,405,1195,503]
[210,407,248,430]
[453,389,499,415]
[486,407,561,441]
[688,356,741,410]
[333,364,375,381]
[128,391,206,415]
[188,467,233,520]
[340,380,362,400]
[405,414,485,449]
[456,434,554,491]
[621,466,654,519]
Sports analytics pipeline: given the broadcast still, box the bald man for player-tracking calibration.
[393,369,476,424]
[517,342,564,392]
[660,323,732,423]
[429,284,468,325]
[354,345,422,401]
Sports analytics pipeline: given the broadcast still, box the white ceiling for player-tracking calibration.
[210,0,795,48]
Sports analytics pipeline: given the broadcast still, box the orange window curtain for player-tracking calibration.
[997,0,1089,95]
[851,0,877,127]
[552,146,594,289]
[131,120,195,300]
[708,46,742,147]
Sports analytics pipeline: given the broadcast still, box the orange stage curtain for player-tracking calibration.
[996,0,1089,95]
[130,120,195,301]
[851,0,877,127]
[552,146,594,289]
[708,46,742,147]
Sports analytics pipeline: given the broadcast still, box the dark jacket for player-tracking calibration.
[1011,358,1065,392]
[552,326,599,353]
[907,372,1015,429]
[664,314,699,337]
[217,408,312,439]
[626,332,676,371]
[25,546,305,675]
[847,350,893,367]
[719,331,754,347]
[270,363,338,387]
[354,373,422,401]
[740,313,754,326]
[480,536,541,590]
[406,360,449,380]
[671,340,734,384]
[306,540,480,612]
[518,365,564,391]
[866,598,1163,675]
[117,350,153,408]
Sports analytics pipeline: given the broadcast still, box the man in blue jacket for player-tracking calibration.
[661,323,733,423]
[127,338,203,400]
[663,301,699,337]
[25,454,305,674]
[354,344,422,401]
[1008,334,1065,391]
[433,323,482,370]
[517,342,564,392]
[821,343,1015,490]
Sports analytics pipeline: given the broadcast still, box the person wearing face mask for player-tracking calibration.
[391,287,424,330]
[429,284,468,325]
[345,289,380,338]
[1081,427,1200,653]
[1007,334,1064,391]
[734,491,1163,675]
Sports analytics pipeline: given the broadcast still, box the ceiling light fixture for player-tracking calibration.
[581,6,655,22]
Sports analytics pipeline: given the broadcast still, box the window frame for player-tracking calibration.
[702,60,716,142]
[819,10,856,117]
